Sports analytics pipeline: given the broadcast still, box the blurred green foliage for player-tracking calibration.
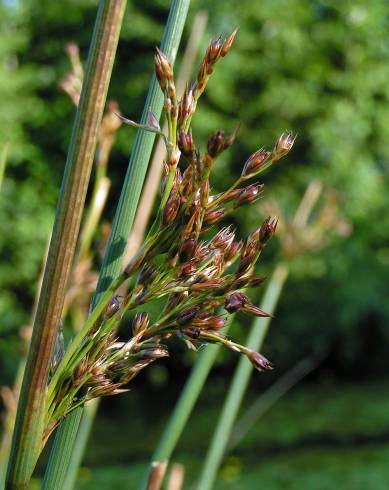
[1,0,389,380]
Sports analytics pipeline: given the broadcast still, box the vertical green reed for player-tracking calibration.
[42,1,190,488]
[5,1,126,488]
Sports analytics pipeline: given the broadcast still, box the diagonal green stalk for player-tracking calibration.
[196,264,288,490]
[42,2,190,488]
[5,1,126,487]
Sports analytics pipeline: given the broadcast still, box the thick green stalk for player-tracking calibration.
[5,1,125,487]
[43,2,190,488]
[197,264,289,490]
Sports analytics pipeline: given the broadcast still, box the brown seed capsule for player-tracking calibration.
[242,149,271,178]
[204,209,225,226]
[246,350,273,371]
[235,183,264,207]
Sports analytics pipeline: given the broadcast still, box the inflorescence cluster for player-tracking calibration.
[46,30,295,440]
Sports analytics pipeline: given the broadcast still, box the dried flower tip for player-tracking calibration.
[132,312,150,336]
[259,217,278,244]
[246,350,273,371]
[235,183,264,207]
[147,110,160,131]
[221,28,238,57]
[242,149,271,177]
[178,130,194,157]
[273,131,296,160]
[105,296,121,318]
[224,240,243,263]
[155,47,173,92]
[243,303,272,317]
[162,190,180,226]
[207,36,224,63]
[209,227,235,251]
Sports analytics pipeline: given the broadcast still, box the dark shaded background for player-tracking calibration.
[1,0,389,488]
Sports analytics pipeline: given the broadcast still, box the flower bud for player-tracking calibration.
[155,47,173,92]
[259,217,278,244]
[178,130,194,157]
[242,149,271,177]
[273,131,295,160]
[147,110,160,131]
[105,296,121,318]
[235,183,264,207]
[207,130,225,158]
[224,292,248,313]
[221,29,238,57]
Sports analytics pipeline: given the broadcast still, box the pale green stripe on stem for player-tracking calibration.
[197,264,288,490]
[43,2,190,488]
[6,1,126,488]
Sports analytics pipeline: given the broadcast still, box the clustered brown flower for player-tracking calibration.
[47,31,294,433]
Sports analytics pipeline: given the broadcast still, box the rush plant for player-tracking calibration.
[6,6,295,487]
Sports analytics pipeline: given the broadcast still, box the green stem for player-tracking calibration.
[196,263,289,490]
[0,142,8,191]
[6,1,125,487]
[44,2,190,489]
